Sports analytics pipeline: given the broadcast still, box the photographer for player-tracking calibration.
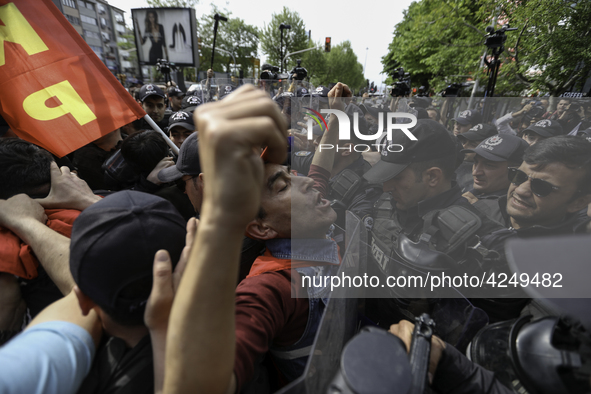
[495,101,545,136]
[555,99,582,134]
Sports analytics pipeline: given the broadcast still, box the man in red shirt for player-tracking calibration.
[163,83,352,393]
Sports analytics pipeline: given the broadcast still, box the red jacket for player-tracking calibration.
[0,209,80,279]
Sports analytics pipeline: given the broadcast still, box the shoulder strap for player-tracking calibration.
[421,205,482,254]
[329,169,363,206]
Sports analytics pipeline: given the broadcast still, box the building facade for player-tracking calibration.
[51,0,138,78]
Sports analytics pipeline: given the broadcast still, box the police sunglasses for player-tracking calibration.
[507,167,560,197]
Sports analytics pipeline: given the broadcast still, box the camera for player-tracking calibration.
[568,102,581,112]
[484,25,517,49]
[525,100,546,118]
[260,63,288,80]
[289,59,308,81]
[156,58,176,75]
[390,67,411,97]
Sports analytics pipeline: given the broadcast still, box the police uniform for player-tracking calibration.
[362,120,526,328]
[461,134,530,225]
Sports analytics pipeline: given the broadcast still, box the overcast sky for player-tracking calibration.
[108,0,415,91]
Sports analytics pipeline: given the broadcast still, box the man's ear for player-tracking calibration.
[245,219,278,241]
[196,173,204,190]
[567,193,591,214]
[424,167,444,187]
[73,285,97,316]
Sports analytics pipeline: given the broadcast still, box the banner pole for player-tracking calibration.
[143,115,180,156]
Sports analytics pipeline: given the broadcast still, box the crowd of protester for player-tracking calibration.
[0,68,590,394]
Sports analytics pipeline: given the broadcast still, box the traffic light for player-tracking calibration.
[325,37,331,52]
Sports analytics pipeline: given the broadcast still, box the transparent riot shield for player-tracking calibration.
[277,212,366,394]
[198,77,245,102]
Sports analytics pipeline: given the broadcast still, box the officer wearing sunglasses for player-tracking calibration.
[490,136,591,233]
[461,134,530,224]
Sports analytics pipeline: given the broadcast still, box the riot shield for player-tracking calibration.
[198,77,245,102]
[277,211,366,394]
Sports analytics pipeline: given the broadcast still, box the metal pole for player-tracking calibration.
[143,115,179,156]
[280,28,284,73]
[469,12,498,109]
[211,18,219,69]
[363,47,368,75]
[211,14,228,70]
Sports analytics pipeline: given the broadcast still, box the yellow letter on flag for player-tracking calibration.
[23,80,97,126]
[0,3,49,66]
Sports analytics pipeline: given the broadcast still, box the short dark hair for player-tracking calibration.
[121,130,168,175]
[0,139,53,199]
[409,154,457,182]
[524,136,591,194]
[426,107,441,121]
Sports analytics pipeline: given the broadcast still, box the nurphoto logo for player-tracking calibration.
[304,108,418,153]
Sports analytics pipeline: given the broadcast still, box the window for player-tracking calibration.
[115,13,124,23]
[101,32,110,42]
[62,0,76,8]
[80,15,97,25]
[97,4,106,14]
[84,30,100,39]
[100,17,107,28]
[117,36,128,44]
[78,0,94,10]
[65,14,80,25]
[90,45,103,60]
[116,24,125,33]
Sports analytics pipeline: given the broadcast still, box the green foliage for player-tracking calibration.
[299,40,327,85]
[146,0,198,7]
[383,0,591,97]
[318,41,365,92]
[382,0,496,94]
[198,5,259,76]
[259,7,308,72]
[487,0,591,96]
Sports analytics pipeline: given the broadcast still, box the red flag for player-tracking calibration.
[0,0,146,157]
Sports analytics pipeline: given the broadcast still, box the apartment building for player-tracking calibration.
[51,0,137,77]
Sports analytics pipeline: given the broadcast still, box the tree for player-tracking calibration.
[382,0,499,95]
[300,39,327,85]
[198,5,259,77]
[383,0,591,97]
[259,7,308,72]
[486,0,591,96]
[318,41,365,92]
[146,0,198,7]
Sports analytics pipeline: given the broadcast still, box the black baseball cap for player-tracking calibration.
[457,123,498,141]
[70,191,186,313]
[360,104,383,119]
[139,84,166,102]
[453,109,482,126]
[158,132,201,182]
[363,119,457,183]
[168,87,185,98]
[462,134,529,163]
[295,86,310,97]
[523,119,564,138]
[168,110,195,131]
[181,95,203,112]
[218,85,235,100]
[409,97,431,109]
[310,85,330,97]
[578,127,591,142]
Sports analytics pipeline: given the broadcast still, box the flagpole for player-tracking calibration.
[143,115,180,156]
